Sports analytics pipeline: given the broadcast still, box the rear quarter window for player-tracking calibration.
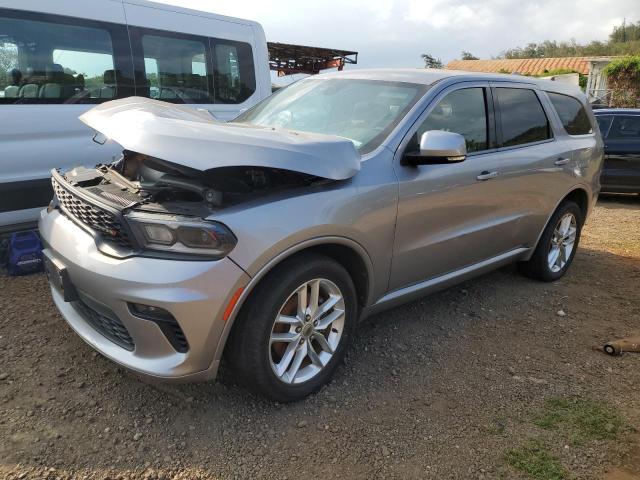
[547,92,593,135]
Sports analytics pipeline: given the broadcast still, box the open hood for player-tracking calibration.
[79,97,360,181]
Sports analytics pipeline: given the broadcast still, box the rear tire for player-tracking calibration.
[518,201,583,282]
[227,253,357,402]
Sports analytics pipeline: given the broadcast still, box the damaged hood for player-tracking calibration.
[79,97,360,180]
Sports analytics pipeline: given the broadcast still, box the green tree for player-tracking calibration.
[610,20,640,43]
[0,42,17,72]
[497,20,640,59]
[421,53,443,69]
[0,42,18,88]
[461,51,479,60]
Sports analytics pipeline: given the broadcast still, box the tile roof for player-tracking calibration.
[445,57,595,75]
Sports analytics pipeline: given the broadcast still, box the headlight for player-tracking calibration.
[126,212,236,259]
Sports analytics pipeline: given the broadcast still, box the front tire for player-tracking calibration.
[518,200,583,282]
[227,253,357,402]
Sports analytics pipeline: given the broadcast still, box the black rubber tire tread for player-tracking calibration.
[518,200,583,282]
[226,252,357,402]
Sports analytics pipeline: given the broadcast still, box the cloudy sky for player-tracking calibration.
[156,0,634,68]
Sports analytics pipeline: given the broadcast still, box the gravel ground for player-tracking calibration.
[1,195,639,480]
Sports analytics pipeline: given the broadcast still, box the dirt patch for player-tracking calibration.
[1,195,639,480]
[603,434,640,480]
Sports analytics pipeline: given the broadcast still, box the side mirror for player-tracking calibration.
[403,130,467,165]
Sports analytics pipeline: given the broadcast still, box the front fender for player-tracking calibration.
[214,235,375,365]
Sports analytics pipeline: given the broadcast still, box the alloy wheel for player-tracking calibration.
[547,212,577,273]
[269,278,345,384]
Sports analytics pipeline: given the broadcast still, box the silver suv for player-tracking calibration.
[39,69,603,401]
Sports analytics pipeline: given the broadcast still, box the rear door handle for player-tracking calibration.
[554,158,570,166]
[476,170,499,181]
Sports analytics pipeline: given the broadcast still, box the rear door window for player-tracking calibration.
[547,92,593,135]
[495,87,551,147]
[0,13,131,104]
[608,116,640,140]
[416,87,489,153]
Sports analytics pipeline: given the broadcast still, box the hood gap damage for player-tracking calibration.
[62,150,330,216]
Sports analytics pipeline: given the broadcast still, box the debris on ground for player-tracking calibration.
[604,335,640,356]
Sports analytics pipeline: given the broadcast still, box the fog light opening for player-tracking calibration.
[129,303,174,322]
[128,303,189,353]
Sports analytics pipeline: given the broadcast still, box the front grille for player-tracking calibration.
[52,177,133,249]
[73,292,135,351]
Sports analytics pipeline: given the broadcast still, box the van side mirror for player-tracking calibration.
[403,130,467,166]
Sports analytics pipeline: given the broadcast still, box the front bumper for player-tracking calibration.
[39,208,250,381]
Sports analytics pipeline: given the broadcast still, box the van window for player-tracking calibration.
[496,88,551,147]
[608,115,640,140]
[0,15,120,104]
[213,40,255,104]
[547,92,592,135]
[141,34,212,103]
[416,87,488,153]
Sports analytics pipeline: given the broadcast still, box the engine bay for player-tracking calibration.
[62,150,323,216]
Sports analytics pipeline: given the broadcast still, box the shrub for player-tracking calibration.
[603,55,640,107]
[602,55,640,77]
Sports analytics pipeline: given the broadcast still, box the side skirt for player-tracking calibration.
[362,247,531,319]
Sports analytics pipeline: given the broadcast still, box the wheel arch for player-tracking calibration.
[528,186,590,259]
[213,237,374,363]
[564,188,589,220]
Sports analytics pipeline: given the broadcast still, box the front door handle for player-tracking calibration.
[554,157,570,166]
[476,170,499,181]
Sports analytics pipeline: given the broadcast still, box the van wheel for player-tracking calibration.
[518,201,583,282]
[227,253,357,402]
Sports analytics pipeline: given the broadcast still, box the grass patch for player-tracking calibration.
[534,398,622,444]
[505,440,568,480]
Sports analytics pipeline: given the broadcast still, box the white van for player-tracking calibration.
[0,0,271,231]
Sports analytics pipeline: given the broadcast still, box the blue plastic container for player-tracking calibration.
[6,231,44,276]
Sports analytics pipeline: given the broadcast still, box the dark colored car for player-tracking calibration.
[594,109,640,193]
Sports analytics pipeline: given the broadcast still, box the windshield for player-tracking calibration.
[234,78,428,154]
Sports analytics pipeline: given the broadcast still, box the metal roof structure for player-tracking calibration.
[267,42,358,77]
[445,57,598,75]
[318,68,585,96]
